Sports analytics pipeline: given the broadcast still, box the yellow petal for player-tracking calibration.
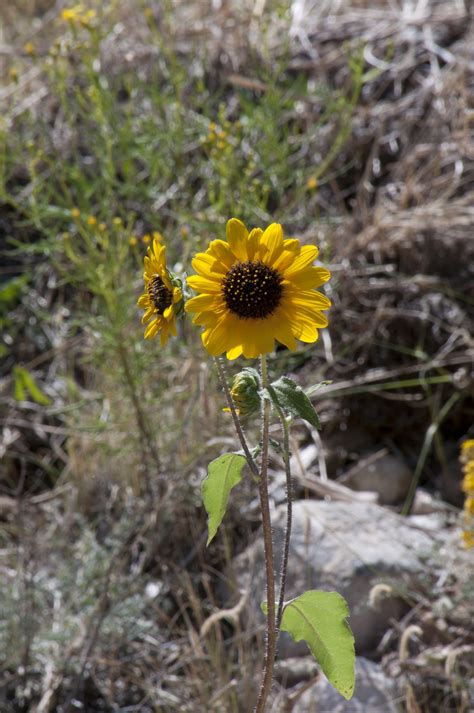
[283,245,319,276]
[141,307,154,324]
[287,267,331,289]
[185,293,223,312]
[144,319,160,339]
[226,344,244,360]
[187,274,223,294]
[247,228,263,261]
[192,252,228,277]
[163,305,174,320]
[226,218,249,261]
[259,223,284,266]
[207,240,235,267]
[137,293,149,308]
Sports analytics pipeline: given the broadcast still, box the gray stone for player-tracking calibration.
[340,452,413,505]
[233,501,440,653]
[293,657,401,713]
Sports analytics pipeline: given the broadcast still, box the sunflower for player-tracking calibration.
[138,238,182,344]
[185,219,331,359]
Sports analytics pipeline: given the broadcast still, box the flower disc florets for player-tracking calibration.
[222,260,283,319]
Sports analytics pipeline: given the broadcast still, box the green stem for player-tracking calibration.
[274,406,292,632]
[255,354,276,713]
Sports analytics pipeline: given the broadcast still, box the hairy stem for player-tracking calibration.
[255,354,276,713]
[275,407,292,632]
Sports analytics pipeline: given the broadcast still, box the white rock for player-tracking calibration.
[233,501,441,653]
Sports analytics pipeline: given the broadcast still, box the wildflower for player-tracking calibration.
[460,439,474,549]
[87,215,97,226]
[180,226,189,238]
[138,238,182,344]
[142,234,151,244]
[153,231,164,242]
[307,176,318,191]
[61,5,96,26]
[217,140,226,150]
[71,207,81,218]
[186,218,331,359]
[99,222,106,232]
[129,236,138,247]
[9,68,18,82]
[209,122,217,132]
[24,42,35,56]
[112,217,122,227]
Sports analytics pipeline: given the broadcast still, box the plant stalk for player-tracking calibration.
[255,354,277,713]
[274,407,292,631]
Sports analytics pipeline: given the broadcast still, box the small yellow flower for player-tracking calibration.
[465,497,474,516]
[218,130,226,139]
[185,218,331,359]
[207,132,216,142]
[307,176,318,191]
[460,438,474,549]
[87,215,97,226]
[180,226,189,238]
[153,231,164,242]
[24,42,35,56]
[208,122,217,132]
[61,5,95,26]
[129,236,138,247]
[137,239,182,344]
[142,233,151,244]
[99,222,106,232]
[9,68,18,82]
[113,217,122,227]
[71,208,81,218]
[217,140,226,150]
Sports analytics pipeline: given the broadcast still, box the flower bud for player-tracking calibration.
[226,367,261,417]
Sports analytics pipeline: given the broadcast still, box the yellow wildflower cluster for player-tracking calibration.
[61,4,96,27]
[460,439,474,548]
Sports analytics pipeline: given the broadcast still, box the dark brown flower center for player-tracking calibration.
[148,275,172,315]
[221,260,283,319]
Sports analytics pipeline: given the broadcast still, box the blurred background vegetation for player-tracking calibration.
[0,1,473,711]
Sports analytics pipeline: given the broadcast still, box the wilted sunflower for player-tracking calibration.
[138,238,182,344]
[185,219,330,359]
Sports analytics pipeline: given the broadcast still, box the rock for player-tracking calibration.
[233,501,441,653]
[274,657,318,687]
[292,657,400,713]
[339,451,413,504]
[410,487,453,514]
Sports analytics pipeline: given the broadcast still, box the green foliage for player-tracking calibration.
[13,365,51,405]
[266,376,321,428]
[202,453,246,545]
[265,590,355,700]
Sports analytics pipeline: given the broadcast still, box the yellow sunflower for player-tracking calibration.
[138,238,182,344]
[185,219,331,359]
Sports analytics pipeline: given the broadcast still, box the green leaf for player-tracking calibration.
[264,590,355,700]
[202,453,246,545]
[13,366,51,405]
[267,376,321,428]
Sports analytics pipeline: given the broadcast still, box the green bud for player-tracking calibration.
[227,367,261,417]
